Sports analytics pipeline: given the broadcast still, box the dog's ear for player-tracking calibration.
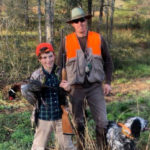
[107,121,115,129]
[131,119,141,138]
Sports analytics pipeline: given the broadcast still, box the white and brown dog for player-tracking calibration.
[106,117,148,150]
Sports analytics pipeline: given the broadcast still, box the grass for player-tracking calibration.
[87,93,150,150]
[0,0,150,149]
[113,64,150,82]
[0,112,33,150]
[0,92,150,150]
[110,27,150,81]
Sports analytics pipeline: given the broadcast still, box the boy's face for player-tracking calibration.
[39,52,55,71]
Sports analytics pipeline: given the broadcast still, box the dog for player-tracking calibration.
[106,117,148,150]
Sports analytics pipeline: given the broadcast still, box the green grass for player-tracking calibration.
[0,94,150,149]
[1,84,150,149]
[86,93,150,150]
[0,112,33,150]
[113,64,150,81]
[110,26,150,81]
[0,0,150,149]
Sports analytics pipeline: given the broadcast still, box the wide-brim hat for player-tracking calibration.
[66,7,92,24]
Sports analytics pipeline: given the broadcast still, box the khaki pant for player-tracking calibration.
[31,119,76,150]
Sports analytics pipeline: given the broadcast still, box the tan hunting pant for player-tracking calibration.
[31,119,76,150]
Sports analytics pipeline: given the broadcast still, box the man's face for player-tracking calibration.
[39,52,55,71]
[71,18,87,35]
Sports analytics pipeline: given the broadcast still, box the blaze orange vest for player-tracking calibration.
[65,31,104,85]
[65,31,101,60]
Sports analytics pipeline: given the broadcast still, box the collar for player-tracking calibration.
[117,122,134,139]
[42,64,56,76]
[10,88,16,94]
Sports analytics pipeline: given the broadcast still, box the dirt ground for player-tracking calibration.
[105,77,150,102]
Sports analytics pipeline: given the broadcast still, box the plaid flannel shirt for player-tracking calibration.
[30,65,66,121]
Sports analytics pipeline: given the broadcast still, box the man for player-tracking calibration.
[31,43,76,150]
[57,7,113,150]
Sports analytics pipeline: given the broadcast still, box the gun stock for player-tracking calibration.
[61,105,74,134]
[62,68,67,80]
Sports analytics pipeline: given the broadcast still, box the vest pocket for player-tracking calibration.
[66,58,77,84]
[88,56,105,82]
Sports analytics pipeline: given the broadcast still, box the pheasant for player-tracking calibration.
[9,80,48,106]
[9,80,49,126]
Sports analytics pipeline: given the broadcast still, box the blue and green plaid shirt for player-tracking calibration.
[38,67,62,121]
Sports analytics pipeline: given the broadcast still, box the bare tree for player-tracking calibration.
[38,0,42,43]
[45,0,54,44]
[0,0,2,12]
[99,0,104,24]
[23,0,29,27]
[88,0,92,29]
[105,0,109,44]
[98,0,104,32]
[109,0,115,45]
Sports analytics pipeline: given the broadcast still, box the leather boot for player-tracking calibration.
[96,127,107,150]
[76,122,85,150]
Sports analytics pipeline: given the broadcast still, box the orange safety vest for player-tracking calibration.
[65,31,105,85]
[65,31,101,60]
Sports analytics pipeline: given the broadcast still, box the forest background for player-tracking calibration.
[0,0,150,150]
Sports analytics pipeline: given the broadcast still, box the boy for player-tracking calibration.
[31,43,76,150]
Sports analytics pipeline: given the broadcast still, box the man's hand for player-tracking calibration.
[59,80,71,92]
[103,84,112,96]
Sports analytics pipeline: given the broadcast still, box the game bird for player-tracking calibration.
[9,80,49,126]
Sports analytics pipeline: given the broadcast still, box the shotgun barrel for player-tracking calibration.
[62,53,67,80]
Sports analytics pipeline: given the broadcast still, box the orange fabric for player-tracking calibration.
[87,31,101,55]
[118,123,134,139]
[36,43,54,56]
[66,33,80,59]
[65,31,101,59]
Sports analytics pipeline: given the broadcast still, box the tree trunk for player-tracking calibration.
[23,0,29,27]
[88,0,92,29]
[45,0,54,44]
[98,0,105,33]
[109,0,115,45]
[105,0,109,44]
[99,0,104,27]
[0,0,2,13]
[38,0,42,43]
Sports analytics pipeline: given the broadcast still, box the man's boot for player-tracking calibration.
[96,127,107,150]
[76,123,85,150]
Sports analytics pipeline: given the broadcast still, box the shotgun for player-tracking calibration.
[61,29,73,135]
[62,53,67,80]
[61,29,67,80]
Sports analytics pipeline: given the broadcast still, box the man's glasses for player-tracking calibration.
[73,18,85,24]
